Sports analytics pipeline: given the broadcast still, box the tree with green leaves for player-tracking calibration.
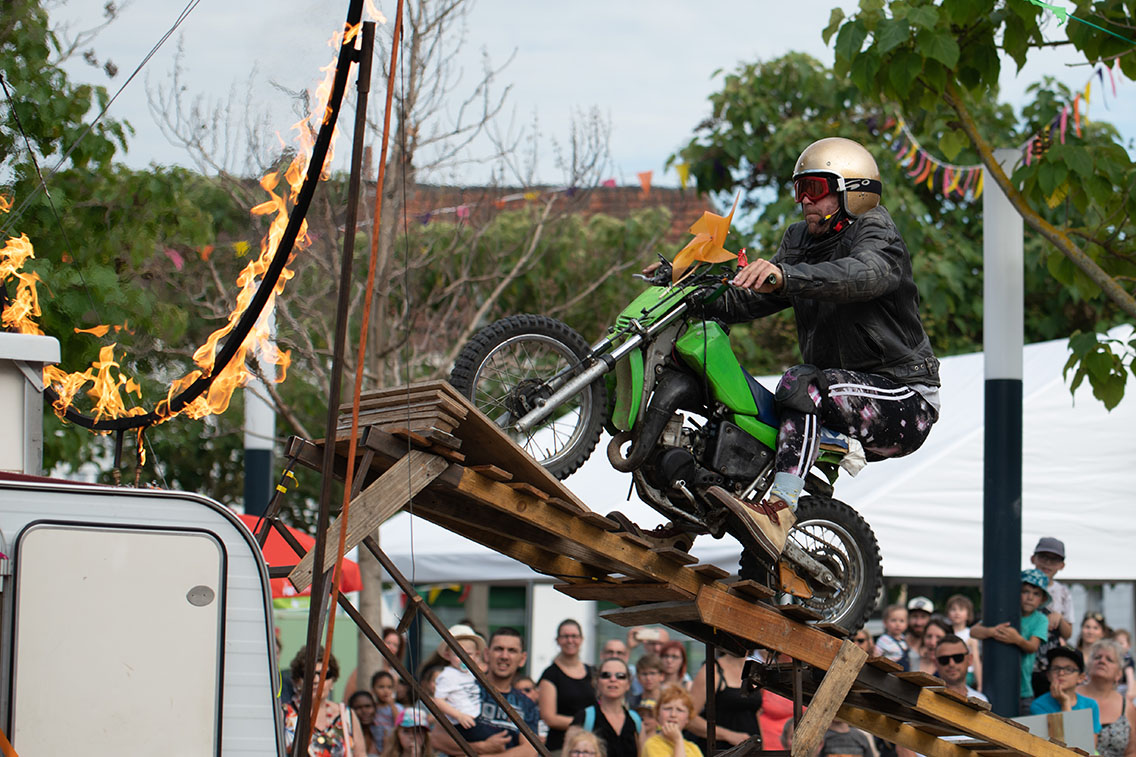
[824,0,1135,406]
[671,52,1124,381]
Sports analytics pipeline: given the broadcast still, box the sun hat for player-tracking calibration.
[399,707,430,729]
[437,623,486,657]
[1021,568,1051,605]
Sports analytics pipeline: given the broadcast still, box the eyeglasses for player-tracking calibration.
[558,633,582,640]
[936,653,967,666]
[1050,665,1081,676]
[661,653,682,660]
[793,175,836,203]
[599,671,629,680]
[569,750,597,757]
[1033,553,1063,564]
[1085,613,1106,623]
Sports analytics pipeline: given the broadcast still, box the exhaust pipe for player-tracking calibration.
[607,370,701,472]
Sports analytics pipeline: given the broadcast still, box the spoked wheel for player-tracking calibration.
[449,314,606,480]
[740,495,882,632]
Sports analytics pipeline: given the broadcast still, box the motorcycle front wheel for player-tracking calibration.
[449,314,606,480]
[740,495,882,632]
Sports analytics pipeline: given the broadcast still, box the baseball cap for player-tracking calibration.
[1047,646,1085,672]
[907,596,934,614]
[399,707,431,729]
[1033,537,1065,559]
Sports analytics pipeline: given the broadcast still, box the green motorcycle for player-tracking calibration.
[450,258,882,631]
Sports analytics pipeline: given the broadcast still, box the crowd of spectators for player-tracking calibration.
[277,536,1130,756]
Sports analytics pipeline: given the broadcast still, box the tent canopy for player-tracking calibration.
[381,327,1135,583]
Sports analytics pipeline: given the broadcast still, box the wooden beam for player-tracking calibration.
[791,640,867,757]
[600,600,700,626]
[694,586,845,669]
[289,450,450,591]
[838,705,972,757]
[437,467,711,595]
[555,582,694,603]
[909,688,1076,757]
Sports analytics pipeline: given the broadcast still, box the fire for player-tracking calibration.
[0,11,377,457]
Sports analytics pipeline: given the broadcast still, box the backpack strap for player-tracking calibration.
[629,709,642,732]
[583,705,596,732]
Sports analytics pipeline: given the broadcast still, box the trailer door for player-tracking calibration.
[10,524,225,756]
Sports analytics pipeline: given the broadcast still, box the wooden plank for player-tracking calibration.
[342,385,468,416]
[868,656,905,673]
[723,578,776,600]
[837,705,973,757]
[418,428,462,450]
[470,464,513,482]
[507,481,550,501]
[695,586,845,670]
[555,582,694,603]
[651,545,698,565]
[692,564,730,580]
[289,450,450,591]
[778,604,823,622]
[389,428,432,448]
[430,446,466,463]
[1047,713,1064,746]
[600,600,700,626]
[578,511,619,530]
[908,686,1077,757]
[815,622,850,638]
[546,497,588,515]
[441,468,709,596]
[897,671,947,688]
[791,639,868,757]
[440,382,592,511]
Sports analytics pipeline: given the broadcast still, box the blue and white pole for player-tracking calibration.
[244,312,276,518]
[982,148,1025,716]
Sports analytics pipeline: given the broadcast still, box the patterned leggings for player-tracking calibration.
[774,365,937,477]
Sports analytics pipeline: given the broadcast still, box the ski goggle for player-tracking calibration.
[793,175,838,203]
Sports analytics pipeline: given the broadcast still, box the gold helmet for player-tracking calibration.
[792,137,881,217]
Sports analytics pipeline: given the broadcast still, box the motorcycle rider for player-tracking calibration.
[702,137,940,560]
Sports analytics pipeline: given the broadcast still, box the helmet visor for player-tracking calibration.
[794,175,836,203]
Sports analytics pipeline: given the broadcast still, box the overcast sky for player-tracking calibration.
[53,0,1135,189]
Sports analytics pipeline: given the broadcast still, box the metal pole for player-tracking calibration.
[243,311,276,517]
[705,641,716,754]
[294,23,375,754]
[982,147,1025,717]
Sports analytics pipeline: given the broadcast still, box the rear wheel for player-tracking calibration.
[450,314,606,480]
[740,495,881,632]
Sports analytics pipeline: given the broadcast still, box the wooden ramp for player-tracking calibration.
[285,381,1084,757]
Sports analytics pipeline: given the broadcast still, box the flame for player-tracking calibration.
[0,11,377,457]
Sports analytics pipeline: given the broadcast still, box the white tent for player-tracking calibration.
[380,326,1136,583]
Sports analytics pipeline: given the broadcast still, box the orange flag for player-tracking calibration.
[637,170,653,196]
[671,194,739,282]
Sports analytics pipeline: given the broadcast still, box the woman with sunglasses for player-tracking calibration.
[570,658,644,757]
[696,136,940,562]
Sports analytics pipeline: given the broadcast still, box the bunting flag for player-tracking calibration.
[887,60,1126,201]
[676,162,690,189]
[638,170,653,197]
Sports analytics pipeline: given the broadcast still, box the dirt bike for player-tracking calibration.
[449,257,883,631]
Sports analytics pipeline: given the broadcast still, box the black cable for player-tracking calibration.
[33,0,365,434]
[0,72,104,326]
[1,0,203,237]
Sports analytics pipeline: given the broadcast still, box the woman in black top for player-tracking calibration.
[687,650,762,751]
[571,658,643,757]
[539,619,595,753]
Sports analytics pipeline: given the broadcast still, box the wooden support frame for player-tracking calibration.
[281,382,1085,757]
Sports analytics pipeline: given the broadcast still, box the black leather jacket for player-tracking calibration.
[706,205,940,386]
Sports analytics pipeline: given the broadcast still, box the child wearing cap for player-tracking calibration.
[971,569,1050,713]
[1029,646,1101,735]
[434,624,488,733]
[385,708,434,757]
